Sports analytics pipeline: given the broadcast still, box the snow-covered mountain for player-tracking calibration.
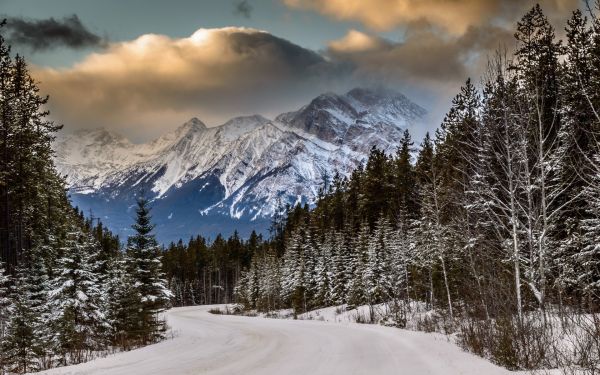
[54,88,426,243]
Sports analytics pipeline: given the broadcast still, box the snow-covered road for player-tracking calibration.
[39,305,514,375]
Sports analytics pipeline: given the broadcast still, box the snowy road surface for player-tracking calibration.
[39,305,514,375]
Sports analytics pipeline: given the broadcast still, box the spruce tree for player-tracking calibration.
[393,130,419,223]
[22,250,53,368]
[365,218,393,304]
[347,223,369,307]
[1,274,42,374]
[281,229,306,312]
[314,234,332,307]
[330,233,348,305]
[0,262,10,341]
[48,230,106,365]
[553,9,596,299]
[126,194,171,344]
[104,258,142,349]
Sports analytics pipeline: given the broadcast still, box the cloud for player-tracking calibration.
[3,14,105,51]
[234,0,253,18]
[327,25,513,89]
[33,0,579,142]
[283,0,579,34]
[328,29,389,53]
[33,28,349,140]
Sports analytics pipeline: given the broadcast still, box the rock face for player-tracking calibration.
[54,88,426,243]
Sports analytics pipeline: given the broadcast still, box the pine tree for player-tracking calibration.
[362,147,392,227]
[22,250,53,368]
[1,274,42,374]
[0,262,10,341]
[553,9,597,300]
[365,218,393,304]
[347,223,369,307]
[314,234,332,307]
[302,227,318,308]
[281,229,307,312]
[330,233,349,305]
[393,130,419,223]
[577,154,600,302]
[126,194,172,344]
[259,249,282,312]
[104,258,142,350]
[48,230,106,365]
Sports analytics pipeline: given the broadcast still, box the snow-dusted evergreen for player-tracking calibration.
[0,263,10,342]
[1,275,42,374]
[125,195,172,343]
[48,230,106,365]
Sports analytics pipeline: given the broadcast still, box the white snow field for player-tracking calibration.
[38,305,515,375]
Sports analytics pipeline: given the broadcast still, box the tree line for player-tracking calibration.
[235,4,600,372]
[0,23,171,374]
[162,230,263,306]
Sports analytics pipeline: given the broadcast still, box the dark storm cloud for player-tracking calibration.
[227,30,326,69]
[3,14,105,51]
[233,1,253,18]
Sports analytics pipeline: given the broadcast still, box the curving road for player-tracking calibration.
[39,305,514,375]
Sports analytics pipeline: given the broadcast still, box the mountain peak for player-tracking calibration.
[221,114,269,127]
[276,87,425,142]
[217,114,271,141]
[180,117,207,132]
[347,86,427,120]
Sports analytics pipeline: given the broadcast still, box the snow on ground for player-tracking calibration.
[37,305,523,375]
[255,301,438,329]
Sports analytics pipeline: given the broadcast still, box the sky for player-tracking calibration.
[0,0,584,142]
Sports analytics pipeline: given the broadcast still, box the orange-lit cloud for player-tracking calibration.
[328,30,389,53]
[283,0,578,34]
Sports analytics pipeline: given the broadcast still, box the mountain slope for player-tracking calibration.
[54,88,425,243]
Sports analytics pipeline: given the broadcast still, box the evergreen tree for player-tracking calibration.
[314,234,332,307]
[330,233,349,305]
[126,194,171,344]
[393,130,419,222]
[104,258,142,349]
[22,250,53,368]
[347,223,369,307]
[365,218,393,304]
[577,154,600,302]
[48,230,106,365]
[281,229,306,312]
[0,275,42,374]
[553,9,597,300]
[0,262,10,341]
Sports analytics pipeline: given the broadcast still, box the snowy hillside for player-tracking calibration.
[54,88,425,242]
